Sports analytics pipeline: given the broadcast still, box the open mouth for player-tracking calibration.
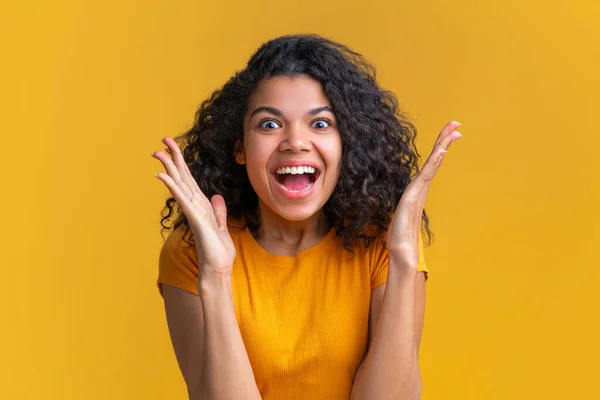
[274,165,320,193]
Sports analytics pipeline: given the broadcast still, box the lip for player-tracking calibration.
[271,160,321,200]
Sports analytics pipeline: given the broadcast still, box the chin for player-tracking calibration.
[272,204,322,222]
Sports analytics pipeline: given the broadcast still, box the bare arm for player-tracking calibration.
[162,277,262,400]
[197,275,262,399]
[351,267,426,400]
[155,136,262,399]
[352,120,461,399]
[162,284,205,398]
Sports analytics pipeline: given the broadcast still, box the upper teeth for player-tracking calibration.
[275,166,316,175]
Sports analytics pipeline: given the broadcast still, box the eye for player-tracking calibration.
[311,119,331,129]
[259,119,281,130]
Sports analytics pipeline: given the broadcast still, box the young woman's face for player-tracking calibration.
[240,75,343,222]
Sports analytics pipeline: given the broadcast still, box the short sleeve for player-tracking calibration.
[157,226,199,297]
[370,233,429,289]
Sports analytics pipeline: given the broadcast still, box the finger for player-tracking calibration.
[425,125,462,167]
[152,149,193,198]
[433,120,461,149]
[162,137,210,207]
[210,194,228,231]
[403,122,462,199]
[413,131,461,194]
[154,172,209,220]
[436,129,462,153]
[413,148,447,194]
[161,137,192,185]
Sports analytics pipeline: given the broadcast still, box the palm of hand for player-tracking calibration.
[152,137,236,278]
[386,121,463,267]
[152,121,462,275]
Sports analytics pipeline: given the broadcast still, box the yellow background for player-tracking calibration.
[2,0,598,398]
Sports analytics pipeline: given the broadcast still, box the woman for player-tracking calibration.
[152,34,461,400]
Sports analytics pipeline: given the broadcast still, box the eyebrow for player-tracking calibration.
[249,106,334,118]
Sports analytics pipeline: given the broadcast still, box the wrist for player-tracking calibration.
[197,271,233,295]
[197,273,237,316]
[387,257,419,283]
[388,254,419,272]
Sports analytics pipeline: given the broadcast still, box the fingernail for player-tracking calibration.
[453,121,461,126]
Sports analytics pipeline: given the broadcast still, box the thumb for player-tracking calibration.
[210,194,228,231]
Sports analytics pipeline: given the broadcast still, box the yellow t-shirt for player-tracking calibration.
[157,223,428,399]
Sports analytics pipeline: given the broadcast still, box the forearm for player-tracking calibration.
[195,275,262,400]
[351,261,421,400]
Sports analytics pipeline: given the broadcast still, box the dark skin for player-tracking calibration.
[151,76,462,399]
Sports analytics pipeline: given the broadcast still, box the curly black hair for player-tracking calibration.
[159,34,433,250]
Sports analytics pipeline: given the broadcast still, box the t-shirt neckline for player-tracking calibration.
[241,226,338,266]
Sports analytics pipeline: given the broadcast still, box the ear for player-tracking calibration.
[234,140,245,165]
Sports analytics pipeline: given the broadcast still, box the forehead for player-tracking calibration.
[247,75,331,114]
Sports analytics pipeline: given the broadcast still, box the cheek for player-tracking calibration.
[243,141,273,181]
[321,136,343,172]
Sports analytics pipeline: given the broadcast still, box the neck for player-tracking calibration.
[253,200,331,249]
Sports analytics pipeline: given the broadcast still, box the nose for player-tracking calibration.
[279,123,312,153]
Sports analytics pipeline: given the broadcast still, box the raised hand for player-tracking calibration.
[386,121,463,267]
[152,137,236,279]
